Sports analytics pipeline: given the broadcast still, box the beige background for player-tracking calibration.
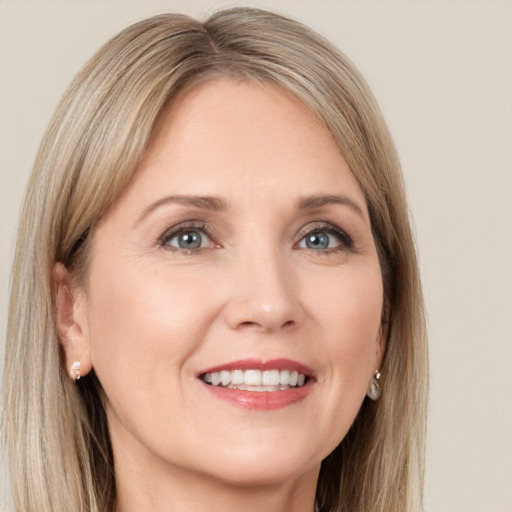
[1,1,511,511]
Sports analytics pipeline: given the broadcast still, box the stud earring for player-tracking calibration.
[70,361,81,381]
[366,370,381,400]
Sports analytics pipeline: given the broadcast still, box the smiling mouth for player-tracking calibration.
[200,369,308,392]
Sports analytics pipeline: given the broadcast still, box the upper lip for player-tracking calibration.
[197,358,314,378]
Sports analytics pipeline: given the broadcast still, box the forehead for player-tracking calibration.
[117,78,367,214]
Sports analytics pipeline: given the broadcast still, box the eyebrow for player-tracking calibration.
[297,194,365,218]
[136,195,227,224]
[136,193,365,225]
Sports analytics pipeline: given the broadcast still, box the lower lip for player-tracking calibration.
[200,381,314,410]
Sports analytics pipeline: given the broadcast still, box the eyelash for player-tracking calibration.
[294,223,354,254]
[158,221,218,255]
[158,221,354,255]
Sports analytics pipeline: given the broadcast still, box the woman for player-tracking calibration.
[3,7,427,512]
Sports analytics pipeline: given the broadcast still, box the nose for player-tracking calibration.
[223,247,304,333]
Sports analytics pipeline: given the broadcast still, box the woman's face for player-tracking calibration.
[67,79,384,487]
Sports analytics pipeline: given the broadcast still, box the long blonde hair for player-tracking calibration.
[3,8,427,512]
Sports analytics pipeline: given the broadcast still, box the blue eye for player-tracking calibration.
[304,232,330,250]
[162,227,213,251]
[172,230,203,249]
[297,226,353,252]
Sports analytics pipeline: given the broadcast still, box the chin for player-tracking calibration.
[201,453,320,488]
[176,430,326,488]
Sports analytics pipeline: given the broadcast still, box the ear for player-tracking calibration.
[53,262,93,380]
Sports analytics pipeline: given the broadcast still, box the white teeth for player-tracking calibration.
[244,369,262,386]
[262,370,280,386]
[231,369,244,385]
[201,368,308,390]
[220,370,231,386]
[279,370,290,385]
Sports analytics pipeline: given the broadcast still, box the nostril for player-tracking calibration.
[236,319,296,331]
[238,321,260,330]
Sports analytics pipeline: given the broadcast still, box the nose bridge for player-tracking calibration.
[224,238,302,332]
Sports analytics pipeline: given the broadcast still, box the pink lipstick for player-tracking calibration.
[197,358,315,410]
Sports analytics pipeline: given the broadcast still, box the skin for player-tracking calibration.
[55,79,385,512]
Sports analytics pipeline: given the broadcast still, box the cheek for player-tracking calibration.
[306,262,383,397]
[337,270,382,364]
[84,260,218,393]
[307,260,383,342]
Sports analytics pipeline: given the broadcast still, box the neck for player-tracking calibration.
[114,453,320,512]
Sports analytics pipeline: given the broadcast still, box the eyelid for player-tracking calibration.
[294,222,354,250]
[158,221,220,250]
[157,220,353,254]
